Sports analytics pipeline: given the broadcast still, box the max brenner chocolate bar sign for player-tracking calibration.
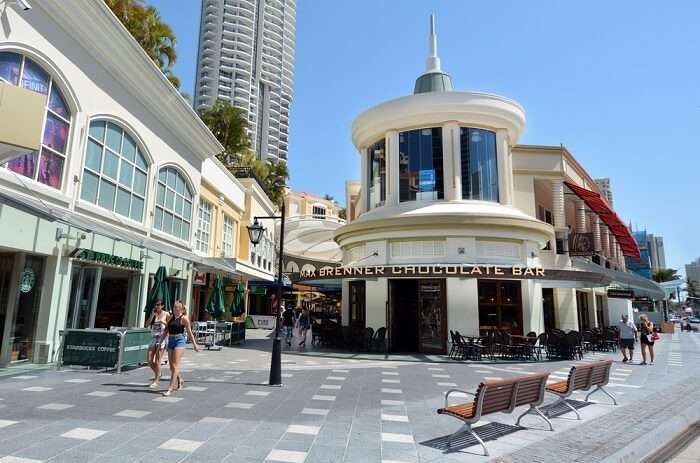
[298,264,546,280]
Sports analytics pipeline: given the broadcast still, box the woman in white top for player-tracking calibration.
[145,299,169,388]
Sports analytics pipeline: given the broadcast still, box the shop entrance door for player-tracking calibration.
[67,267,102,329]
[389,279,446,354]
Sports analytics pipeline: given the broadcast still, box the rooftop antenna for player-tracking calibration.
[425,14,441,73]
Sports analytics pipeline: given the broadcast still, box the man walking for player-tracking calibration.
[282,304,295,346]
[618,314,637,363]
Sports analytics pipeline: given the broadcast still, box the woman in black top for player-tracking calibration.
[163,301,199,396]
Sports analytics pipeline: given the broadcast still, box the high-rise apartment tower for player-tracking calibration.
[194,0,296,162]
[594,177,613,207]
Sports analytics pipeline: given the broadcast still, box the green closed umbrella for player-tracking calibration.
[206,276,226,320]
[144,266,171,318]
[231,282,245,317]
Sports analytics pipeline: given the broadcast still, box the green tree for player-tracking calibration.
[653,268,680,283]
[105,0,180,89]
[337,207,347,220]
[200,100,250,159]
[263,159,290,209]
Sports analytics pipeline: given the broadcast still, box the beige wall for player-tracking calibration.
[198,181,242,258]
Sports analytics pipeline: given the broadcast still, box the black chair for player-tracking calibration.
[372,327,387,353]
[363,327,374,352]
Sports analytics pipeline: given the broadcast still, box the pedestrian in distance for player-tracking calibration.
[617,314,637,363]
[163,300,199,396]
[297,307,311,347]
[144,299,169,388]
[282,303,295,346]
[639,314,656,365]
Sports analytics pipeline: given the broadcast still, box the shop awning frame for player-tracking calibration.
[564,181,640,260]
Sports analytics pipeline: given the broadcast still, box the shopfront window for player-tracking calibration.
[80,121,149,221]
[399,127,443,202]
[196,199,212,253]
[1,52,71,189]
[460,128,498,202]
[154,167,193,241]
[367,138,386,209]
[478,280,522,335]
[223,215,235,257]
[312,205,326,219]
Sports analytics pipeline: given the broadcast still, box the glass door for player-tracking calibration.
[478,280,523,335]
[418,279,446,354]
[0,254,14,362]
[349,281,366,328]
[11,255,45,362]
[66,266,101,329]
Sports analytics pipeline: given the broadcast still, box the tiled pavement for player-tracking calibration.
[1,329,699,462]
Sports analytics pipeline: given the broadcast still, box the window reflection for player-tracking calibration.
[1,52,71,190]
[367,138,386,209]
[460,128,499,202]
[399,127,444,202]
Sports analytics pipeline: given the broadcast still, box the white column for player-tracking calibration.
[387,131,400,207]
[359,146,368,214]
[601,226,610,257]
[591,215,602,253]
[441,122,460,201]
[575,200,587,232]
[551,178,568,253]
[496,129,512,205]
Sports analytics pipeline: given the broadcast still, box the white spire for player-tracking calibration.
[425,14,441,73]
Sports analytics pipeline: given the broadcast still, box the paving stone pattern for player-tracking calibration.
[0,330,698,462]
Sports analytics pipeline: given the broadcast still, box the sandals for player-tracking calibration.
[177,378,184,391]
[162,389,173,397]
[148,381,160,389]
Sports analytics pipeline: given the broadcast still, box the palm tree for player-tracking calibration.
[199,100,250,159]
[104,0,180,89]
[653,268,680,283]
[264,159,289,209]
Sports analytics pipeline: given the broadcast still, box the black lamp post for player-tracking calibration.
[247,202,285,386]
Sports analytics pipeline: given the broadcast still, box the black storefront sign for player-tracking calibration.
[569,233,596,256]
[70,248,143,270]
[608,289,634,299]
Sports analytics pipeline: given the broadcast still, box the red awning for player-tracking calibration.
[564,181,640,260]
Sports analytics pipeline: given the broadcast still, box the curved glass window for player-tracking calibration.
[460,128,498,202]
[154,166,193,241]
[1,52,71,189]
[80,121,149,221]
[399,128,443,202]
[367,138,386,209]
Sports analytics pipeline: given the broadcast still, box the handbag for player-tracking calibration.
[650,332,660,342]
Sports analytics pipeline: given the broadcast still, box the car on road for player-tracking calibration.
[688,316,700,324]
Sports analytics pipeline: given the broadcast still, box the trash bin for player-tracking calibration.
[60,328,151,372]
[230,321,246,345]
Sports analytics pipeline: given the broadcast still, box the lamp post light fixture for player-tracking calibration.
[246,202,286,386]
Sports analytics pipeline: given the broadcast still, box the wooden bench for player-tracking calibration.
[545,359,617,420]
[436,372,552,456]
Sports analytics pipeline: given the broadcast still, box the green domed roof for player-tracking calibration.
[414,71,454,94]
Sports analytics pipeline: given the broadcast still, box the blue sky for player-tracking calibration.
[150,0,699,274]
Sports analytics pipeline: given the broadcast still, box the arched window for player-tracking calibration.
[80,120,149,221]
[154,166,193,241]
[1,52,71,189]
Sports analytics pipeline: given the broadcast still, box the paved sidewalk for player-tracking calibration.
[0,329,698,462]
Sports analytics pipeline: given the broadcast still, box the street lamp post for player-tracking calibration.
[247,202,285,386]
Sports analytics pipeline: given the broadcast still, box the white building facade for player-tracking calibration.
[0,2,240,366]
[194,0,296,162]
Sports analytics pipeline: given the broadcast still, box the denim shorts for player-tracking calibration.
[167,334,186,350]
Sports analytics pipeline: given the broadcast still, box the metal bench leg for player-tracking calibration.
[563,399,581,420]
[446,423,488,456]
[516,405,554,431]
[585,385,617,406]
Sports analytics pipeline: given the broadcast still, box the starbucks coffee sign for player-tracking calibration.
[298,264,546,280]
[71,248,143,270]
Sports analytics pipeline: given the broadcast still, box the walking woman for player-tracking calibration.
[163,301,199,396]
[297,308,310,347]
[145,299,169,388]
[639,314,655,365]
